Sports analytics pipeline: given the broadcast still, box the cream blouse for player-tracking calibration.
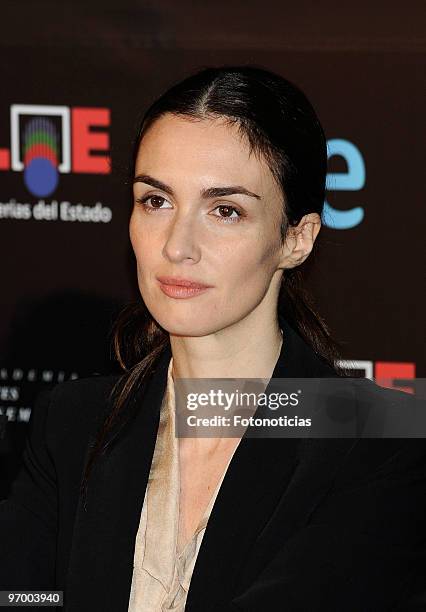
[128,357,238,611]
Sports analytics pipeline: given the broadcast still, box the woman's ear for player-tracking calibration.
[278,212,321,269]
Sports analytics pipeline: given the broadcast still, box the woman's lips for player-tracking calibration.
[158,281,211,299]
[156,276,212,289]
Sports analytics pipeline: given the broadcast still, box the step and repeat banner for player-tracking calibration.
[0,5,424,498]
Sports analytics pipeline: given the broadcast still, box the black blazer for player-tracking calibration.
[1,319,426,611]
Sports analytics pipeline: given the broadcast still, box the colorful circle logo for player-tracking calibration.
[23,117,59,197]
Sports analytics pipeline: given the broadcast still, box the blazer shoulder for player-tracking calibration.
[48,372,121,405]
[36,373,123,452]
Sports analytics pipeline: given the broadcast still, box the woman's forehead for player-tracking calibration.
[135,114,275,192]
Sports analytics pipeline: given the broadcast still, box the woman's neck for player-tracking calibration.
[170,321,283,382]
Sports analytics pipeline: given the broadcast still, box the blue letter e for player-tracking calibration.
[324,138,365,230]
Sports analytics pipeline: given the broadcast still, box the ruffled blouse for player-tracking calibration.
[128,357,238,611]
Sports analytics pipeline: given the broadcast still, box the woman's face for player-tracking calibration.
[130,113,288,337]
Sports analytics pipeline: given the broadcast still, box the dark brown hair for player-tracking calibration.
[80,64,343,500]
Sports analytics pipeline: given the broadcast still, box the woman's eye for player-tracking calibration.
[136,195,171,211]
[211,205,243,224]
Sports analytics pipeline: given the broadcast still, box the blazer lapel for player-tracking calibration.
[185,320,357,609]
[64,347,172,612]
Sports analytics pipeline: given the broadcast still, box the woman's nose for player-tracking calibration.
[162,213,201,263]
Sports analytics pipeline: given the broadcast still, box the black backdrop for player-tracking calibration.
[1,0,425,499]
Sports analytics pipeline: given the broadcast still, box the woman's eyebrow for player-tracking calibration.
[133,174,261,200]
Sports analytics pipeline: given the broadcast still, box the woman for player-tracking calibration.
[1,66,426,611]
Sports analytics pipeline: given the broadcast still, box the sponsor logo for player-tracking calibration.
[337,359,416,394]
[0,367,79,423]
[0,104,110,197]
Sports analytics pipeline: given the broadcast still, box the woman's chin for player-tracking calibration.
[154,317,217,338]
[163,326,213,338]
